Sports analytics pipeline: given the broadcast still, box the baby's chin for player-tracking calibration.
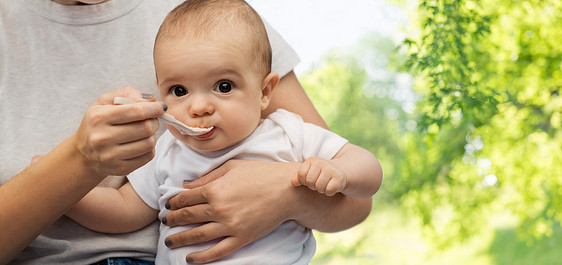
[76,0,109,4]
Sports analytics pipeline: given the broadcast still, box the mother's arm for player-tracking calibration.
[0,88,165,264]
[163,72,372,264]
[263,71,371,231]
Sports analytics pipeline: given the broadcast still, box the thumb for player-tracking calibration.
[290,175,302,187]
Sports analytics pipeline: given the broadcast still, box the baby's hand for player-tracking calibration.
[291,157,347,196]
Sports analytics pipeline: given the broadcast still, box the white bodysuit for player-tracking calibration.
[128,109,349,264]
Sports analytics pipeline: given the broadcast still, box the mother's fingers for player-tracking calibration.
[73,88,165,177]
[118,151,156,175]
[90,116,160,146]
[166,187,208,211]
[164,203,214,227]
[164,222,226,249]
[96,86,154,105]
[79,109,160,162]
[184,237,243,264]
[109,135,157,161]
[103,102,166,125]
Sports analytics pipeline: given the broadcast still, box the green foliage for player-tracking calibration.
[402,0,497,131]
[301,0,562,260]
[303,0,562,255]
[400,0,562,243]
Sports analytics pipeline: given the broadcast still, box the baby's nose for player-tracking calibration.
[189,96,215,117]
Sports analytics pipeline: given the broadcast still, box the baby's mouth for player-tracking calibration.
[178,124,214,136]
[193,127,216,139]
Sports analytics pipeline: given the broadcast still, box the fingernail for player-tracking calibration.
[162,103,168,111]
[186,258,194,263]
[161,216,167,225]
[183,179,193,184]
[165,201,170,209]
[165,238,172,247]
[142,93,155,99]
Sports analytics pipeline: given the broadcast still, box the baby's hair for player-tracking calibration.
[155,0,272,77]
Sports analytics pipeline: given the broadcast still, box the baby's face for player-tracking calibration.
[154,37,267,151]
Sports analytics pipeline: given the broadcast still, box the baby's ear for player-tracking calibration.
[260,72,279,110]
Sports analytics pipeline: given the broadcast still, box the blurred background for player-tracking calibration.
[250,0,562,264]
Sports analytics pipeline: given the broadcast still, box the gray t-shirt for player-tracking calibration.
[0,0,299,264]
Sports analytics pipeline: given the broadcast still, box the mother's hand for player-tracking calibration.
[163,160,302,264]
[72,87,166,178]
[0,87,167,264]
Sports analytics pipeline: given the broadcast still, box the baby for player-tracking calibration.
[66,0,382,264]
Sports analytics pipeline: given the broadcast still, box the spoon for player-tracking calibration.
[113,97,213,136]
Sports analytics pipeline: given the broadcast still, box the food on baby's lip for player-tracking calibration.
[113,97,213,136]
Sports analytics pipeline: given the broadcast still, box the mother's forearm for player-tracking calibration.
[0,138,103,264]
[290,186,372,232]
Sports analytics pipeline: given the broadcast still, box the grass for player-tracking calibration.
[488,226,562,265]
[311,198,562,265]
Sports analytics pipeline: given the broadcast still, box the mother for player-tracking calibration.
[0,0,372,264]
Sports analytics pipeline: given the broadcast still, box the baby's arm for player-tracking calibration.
[66,182,158,233]
[291,143,382,199]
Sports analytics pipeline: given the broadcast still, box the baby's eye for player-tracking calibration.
[215,81,234,94]
[171,85,188,97]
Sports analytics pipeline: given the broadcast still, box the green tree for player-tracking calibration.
[301,0,562,255]
[401,0,562,242]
